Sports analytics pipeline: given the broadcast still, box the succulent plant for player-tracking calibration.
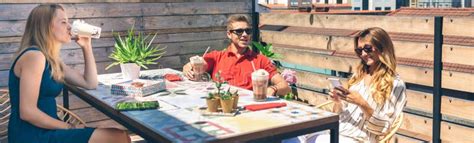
[106,27,166,70]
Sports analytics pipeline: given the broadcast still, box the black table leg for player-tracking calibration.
[330,123,339,143]
[63,87,69,109]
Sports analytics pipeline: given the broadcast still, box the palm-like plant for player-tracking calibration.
[106,28,166,70]
[251,41,281,59]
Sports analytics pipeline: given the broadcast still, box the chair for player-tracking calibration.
[379,113,404,143]
[0,89,86,142]
[315,101,404,143]
[315,101,335,112]
[57,105,87,127]
[0,90,11,142]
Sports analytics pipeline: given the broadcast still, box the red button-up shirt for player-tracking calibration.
[204,47,277,90]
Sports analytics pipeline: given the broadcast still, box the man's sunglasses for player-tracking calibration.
[355,44,374,55]
[229,28,252,36]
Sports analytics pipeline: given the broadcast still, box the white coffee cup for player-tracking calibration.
[71,20,101,39]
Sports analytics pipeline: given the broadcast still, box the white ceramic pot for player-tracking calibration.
[120,63,140,80]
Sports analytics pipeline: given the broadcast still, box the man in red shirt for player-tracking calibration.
[183,15,290,97]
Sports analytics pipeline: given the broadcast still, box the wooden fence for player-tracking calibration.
[0,1,251,87]
[0,1,250,142]
[260,13,474,143]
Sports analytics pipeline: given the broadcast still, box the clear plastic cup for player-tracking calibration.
[71,20,101,39]
[190,56,206,81]
[251,69,269,102]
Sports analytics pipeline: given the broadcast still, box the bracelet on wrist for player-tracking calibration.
[270,85,278,96]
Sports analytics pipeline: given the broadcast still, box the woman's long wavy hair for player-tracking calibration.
[348,27,397,105]
[15,4,65,82]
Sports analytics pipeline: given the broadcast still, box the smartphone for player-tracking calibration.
[328,78,343,88]
[328,78,347,97]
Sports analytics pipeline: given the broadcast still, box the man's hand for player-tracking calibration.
[182,63,195,80]
[266,86,277,97]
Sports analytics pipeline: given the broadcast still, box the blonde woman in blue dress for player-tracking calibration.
[8,4,130,143]
[284,27,407,143]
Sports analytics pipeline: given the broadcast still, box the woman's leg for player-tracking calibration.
[88,128,130,143]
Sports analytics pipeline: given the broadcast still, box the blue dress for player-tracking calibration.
[8,47,95,143]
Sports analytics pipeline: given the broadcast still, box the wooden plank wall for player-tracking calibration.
[260,13,474,142]
[0,1,250,142]
[260,13,436,35]
[0,1,251,87]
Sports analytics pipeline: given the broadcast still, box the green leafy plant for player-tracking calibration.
[220,94,232,100]
[207,71,237,101]
[207,93,215,100]
[283,93,295,101]
[212,71,227,96]
[106,27,166,70]
[251,41,282,59]
[220,88,233,100]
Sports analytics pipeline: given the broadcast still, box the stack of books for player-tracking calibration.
[111,79,166,97]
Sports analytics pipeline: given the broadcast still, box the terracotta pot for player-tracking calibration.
[220,99,233,113]
[206,98,219,112]
[215,95,221,109]
[232,96,239,109]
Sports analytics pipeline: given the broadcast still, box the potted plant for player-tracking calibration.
[231,90,239,109]
[206,93,219,112]
[220,90,233,113]
[106,27,166,80]
[206,71,238,113]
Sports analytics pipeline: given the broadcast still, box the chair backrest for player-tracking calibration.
[56,105,87,126]
[0,89,86,143]
[0,90,11,142]
[379,113,404,143]
[315,101,334,112]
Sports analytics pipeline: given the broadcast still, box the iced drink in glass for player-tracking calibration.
[190,56,206,81]
[252,69,269,101]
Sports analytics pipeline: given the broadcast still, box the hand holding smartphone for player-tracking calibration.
[328,78,348,97]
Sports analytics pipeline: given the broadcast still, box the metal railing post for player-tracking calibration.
[433,16,443,143]
[251,0,260,43]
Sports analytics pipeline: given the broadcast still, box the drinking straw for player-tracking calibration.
[202,46,210,57]
[251,61,256,72]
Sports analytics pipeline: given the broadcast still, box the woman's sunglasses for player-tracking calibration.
[229,28,252,37]
[355,44,374,55]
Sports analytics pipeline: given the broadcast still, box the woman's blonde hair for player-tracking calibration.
[348,27,397,105]
[16,4,65,82]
